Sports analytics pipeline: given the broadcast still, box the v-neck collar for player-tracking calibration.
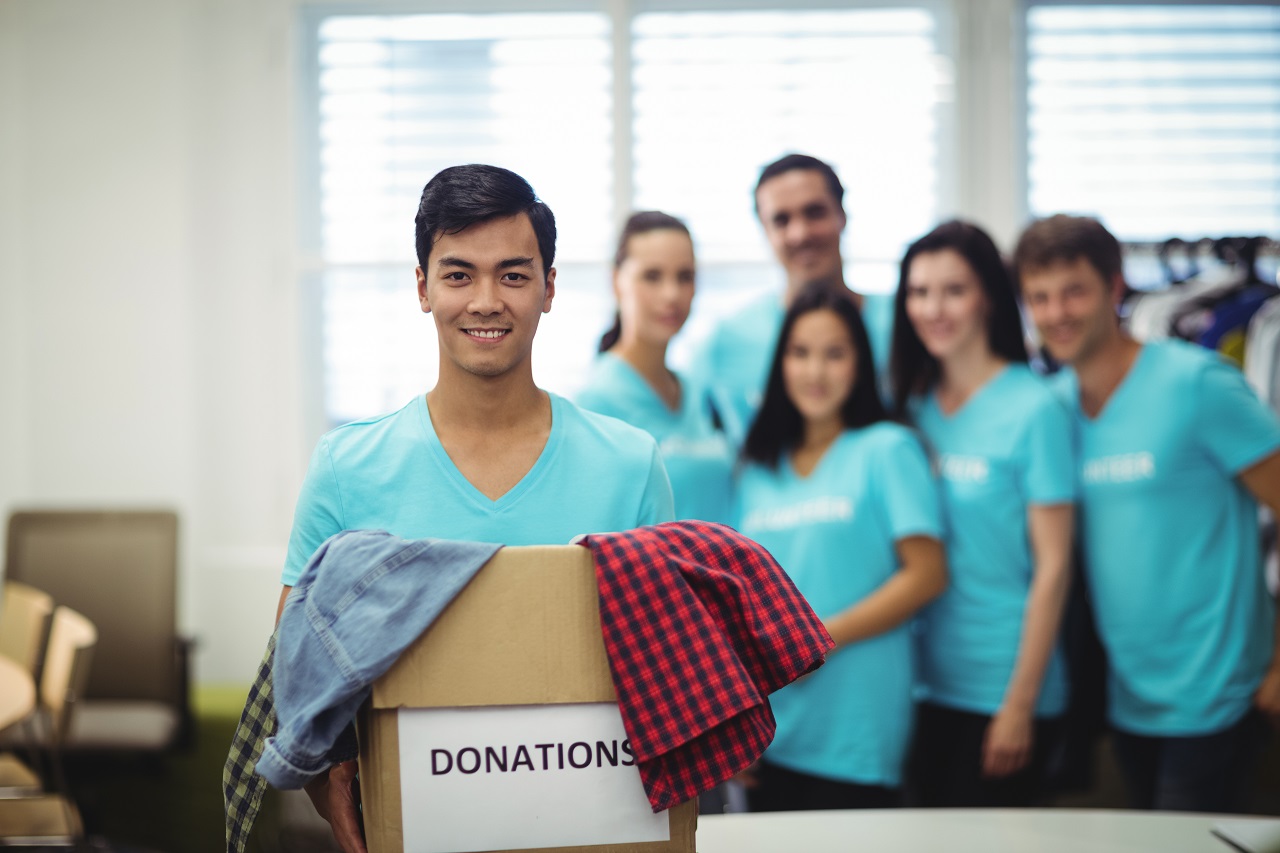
[928,364,1011,423]
[414,392,563,510]
[1079,344,1147,424]
[605,352,682,417]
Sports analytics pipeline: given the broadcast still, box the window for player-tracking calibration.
[306,4,951,428]
[1025,3,1280,241]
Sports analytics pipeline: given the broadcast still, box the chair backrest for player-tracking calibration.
[0,581,54,676]
[4,511,178,704]
[40,606,97,743]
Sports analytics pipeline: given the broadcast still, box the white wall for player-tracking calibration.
[0,0,1023,683]
[0,0,306,681]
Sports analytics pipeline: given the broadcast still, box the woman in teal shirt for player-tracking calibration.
[577,211,734,523]
[737,284,946,810]
[889,220,1076,806]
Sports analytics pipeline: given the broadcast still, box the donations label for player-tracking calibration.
[397,702,670,853]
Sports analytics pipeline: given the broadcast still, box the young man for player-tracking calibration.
[1015,214,1280,813]
[692,153,894,443]
[278,164,675,852]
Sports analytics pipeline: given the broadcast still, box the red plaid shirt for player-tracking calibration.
[579,520,834,812]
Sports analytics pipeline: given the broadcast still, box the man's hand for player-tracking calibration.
[1255,665,1280,729]
[982,707,1033,778]
[304,760,367,853]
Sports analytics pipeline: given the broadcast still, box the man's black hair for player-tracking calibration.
[415,164,557,276]
[754,153,845,217]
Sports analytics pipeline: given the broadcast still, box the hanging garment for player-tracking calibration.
[1246,296,1280,416]
[1128,265,1243,342]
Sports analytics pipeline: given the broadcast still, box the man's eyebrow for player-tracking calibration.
[435,255,475,270]
[498,256,535,270]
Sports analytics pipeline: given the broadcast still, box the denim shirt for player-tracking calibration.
[256,529,501,788]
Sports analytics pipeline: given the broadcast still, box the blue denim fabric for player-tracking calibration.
[256,529,501,789]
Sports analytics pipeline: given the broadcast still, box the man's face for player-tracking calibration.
[416,213,555,381]
[1020,256,1120,365]
[756,169,847,286]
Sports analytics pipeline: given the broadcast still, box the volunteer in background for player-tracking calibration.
[889,220,1075,806]
[276,164,675,853]
[735,283,946,810]
[576,211,734,524]
[1016,213,1280,813]
[690,153,895,444]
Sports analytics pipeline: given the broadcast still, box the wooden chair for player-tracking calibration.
[0,581,53,797]
[0,604,97,845]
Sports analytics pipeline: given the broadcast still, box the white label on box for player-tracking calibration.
[397,702,670,853]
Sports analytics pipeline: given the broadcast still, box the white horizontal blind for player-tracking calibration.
[315,13,613,424]
[1026,4,1280,240]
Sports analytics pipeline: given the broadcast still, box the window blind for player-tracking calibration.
[1026,4,1280,240]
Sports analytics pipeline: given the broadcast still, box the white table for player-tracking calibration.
[0,654,35,733]
[695,809,1280,853]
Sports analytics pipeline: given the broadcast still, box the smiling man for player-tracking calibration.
[1014,214,1280,814]
[692,154,894,443]
[276,164,674,852]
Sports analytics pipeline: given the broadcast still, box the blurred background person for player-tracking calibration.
[692,154,896,444]
[890,220,1076,806]
[735,284,946,811]
[577,211,734,524]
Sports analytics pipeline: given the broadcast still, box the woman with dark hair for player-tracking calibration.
[890,220,1076,807]
[576,211,734,523]
[736,283,946,811]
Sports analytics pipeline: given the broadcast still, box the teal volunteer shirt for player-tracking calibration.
[575,352,734,524]
[282,392,675,586]
[1056,340,1280,735]
[734,423,942,786]
[912,364,1076,717]
[691,292,894,445]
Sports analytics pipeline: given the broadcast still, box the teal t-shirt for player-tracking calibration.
[734,423,942,786]
[1056,341,1280,735]
[575,353,735,524]
[691,291,894,446]
[912,364,1076,718]
[281,392,676,586]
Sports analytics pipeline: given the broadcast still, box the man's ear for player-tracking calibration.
[416,266,431,314]
[543,267,556,314]
[1109,272,1127,308]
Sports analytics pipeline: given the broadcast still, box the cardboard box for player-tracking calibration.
[357,545,698,853]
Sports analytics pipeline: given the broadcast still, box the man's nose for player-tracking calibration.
[468,279,504,315]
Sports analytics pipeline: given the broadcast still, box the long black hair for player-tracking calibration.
[743,282,888,469]
[598,211,693,353]
[889,220,1028,416]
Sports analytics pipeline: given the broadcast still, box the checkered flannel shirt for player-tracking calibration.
[580,520,834,812]
[222,628,358,853]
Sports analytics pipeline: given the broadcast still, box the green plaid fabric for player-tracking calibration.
[223,629,279,853]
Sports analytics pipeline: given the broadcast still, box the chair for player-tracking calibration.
[0,581,53,796]
[3,510,193,755]
[0,581,53,676]
[0,605,97,846]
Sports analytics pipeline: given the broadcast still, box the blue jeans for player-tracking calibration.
[1111,708,1268,813]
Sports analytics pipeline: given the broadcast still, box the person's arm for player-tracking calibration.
[1240,450,1280,728]
[982,503,1074,777]
[822,535,946,646]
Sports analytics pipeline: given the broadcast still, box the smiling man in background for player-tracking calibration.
[691,153,894,442]
[1015,213,1280,813]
